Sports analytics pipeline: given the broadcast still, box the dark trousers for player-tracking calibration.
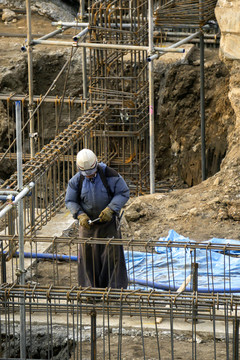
[78,217,128,289]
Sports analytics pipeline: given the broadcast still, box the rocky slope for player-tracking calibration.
[1,0,79,22]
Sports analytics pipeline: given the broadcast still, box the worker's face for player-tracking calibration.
[85,171,97,179]
[81,163,98,177]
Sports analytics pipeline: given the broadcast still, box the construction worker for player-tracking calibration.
[65,148,129,288]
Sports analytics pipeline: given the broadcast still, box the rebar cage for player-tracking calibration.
[88,0,150,192]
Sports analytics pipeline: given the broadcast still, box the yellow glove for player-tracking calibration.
[78,213,91,230]
[99,207,114,223]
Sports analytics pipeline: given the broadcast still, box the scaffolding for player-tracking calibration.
[0,0,219,194]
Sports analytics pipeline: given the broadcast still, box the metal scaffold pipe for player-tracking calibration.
[38,26,71,41]
[26,0,35,158]
[21,26,71,51]
[78,0,85,21]
[0,182,35,219]
[147,31,200,61]
[168,30,201,49]
[52,21,137,29]
[72,26,89,101]
[147,53,159,62]
[51,21,89,27]
[15,100,26,360]
[73,27,89,41]
[0,190,19,195]
[32,39,185,52]
[16,100,24,287]
[200,30,206,181]
[149,0,155,194]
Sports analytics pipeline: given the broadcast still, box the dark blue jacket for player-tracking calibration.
[65,162,130,220]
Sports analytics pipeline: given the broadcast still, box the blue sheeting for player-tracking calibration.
[125,230,240,293]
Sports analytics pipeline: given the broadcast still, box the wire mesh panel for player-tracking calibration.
[0,285,240,359]
[154,0,218,28]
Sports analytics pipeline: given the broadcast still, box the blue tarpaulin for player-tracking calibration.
[125,230,240,293]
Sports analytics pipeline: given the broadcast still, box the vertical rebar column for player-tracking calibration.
[200,30,206,180]
[8,207,15,263]
[82,48,87,110]
[26,0,35,158]
[82,34,88,100]
[30,185,35,235]
[79,0,85,20]
[148,0,155,193]
[8,208,15,235]
[192,261,198,320]
[233,305,239,360]
[1,241,6,283]
[91,309,97,360]
[16,101,26,359]
[83,45,88,136]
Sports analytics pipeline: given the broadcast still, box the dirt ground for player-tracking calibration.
[70,333,229,360]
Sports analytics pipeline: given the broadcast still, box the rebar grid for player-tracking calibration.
[1,235,240,295]
[154,0,218,28]
[0,283,240,317]
[2,105,109,189]
[0,105,110,236]
[0,284,240,359]
[2,234,240,250]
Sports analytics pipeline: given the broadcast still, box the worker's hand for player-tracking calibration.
[78,213,91,230]
[99,207,114,223]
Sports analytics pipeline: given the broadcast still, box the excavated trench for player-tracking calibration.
[1,326,73,360]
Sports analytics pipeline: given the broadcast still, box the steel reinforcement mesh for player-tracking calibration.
[154,0,218,28]
[1,234,240,359]
[88,0,150,193]
[0,284,240,359]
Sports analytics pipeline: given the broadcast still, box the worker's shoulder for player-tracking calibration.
[69,172,81,184]
[98,162,119,177]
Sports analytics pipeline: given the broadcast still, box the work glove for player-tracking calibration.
[99,207,114,223]
[78,213,91,230]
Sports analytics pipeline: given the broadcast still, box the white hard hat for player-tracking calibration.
[76,149,98,176]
